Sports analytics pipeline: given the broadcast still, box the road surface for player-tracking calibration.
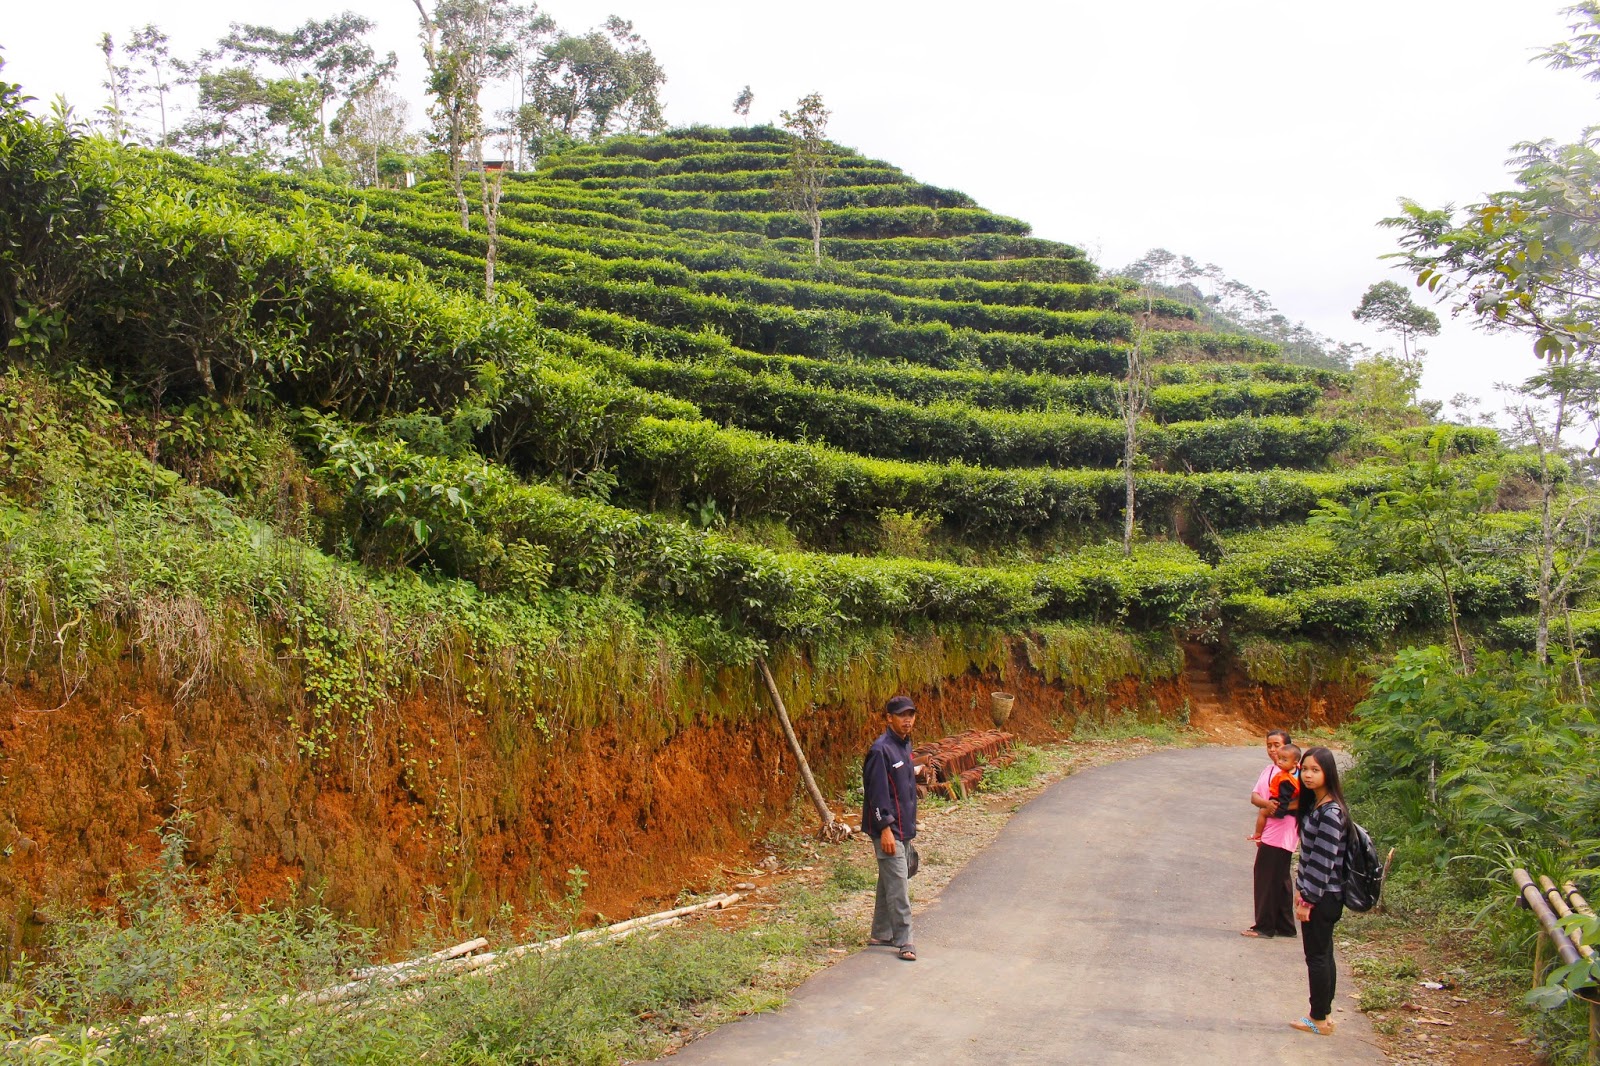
[668,746,1384,1065]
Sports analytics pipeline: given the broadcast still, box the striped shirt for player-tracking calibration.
[1296,800,1345,903]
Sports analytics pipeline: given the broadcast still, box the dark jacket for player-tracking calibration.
[861,728,918,841]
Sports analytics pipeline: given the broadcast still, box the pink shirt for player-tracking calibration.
[1255,763,1300,851]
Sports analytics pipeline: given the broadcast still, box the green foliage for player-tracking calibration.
[972,743,1048,792]
[0,70,115,355]
[1228,635,1371,688]
[1350,643,1600,875]
[1318,349,1428,430]
[1214,526,1366,595]
[616,415,1388,549]
[1345,644,1596,1051]
[1314,429,1507,661]
[0,90,1532,770]
[606,356,1353,471]
[1023,624,1184,690]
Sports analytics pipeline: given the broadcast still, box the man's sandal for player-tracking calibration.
[1290,1017,1334,1036]
[866,937,893,947]
[897,946,917,962]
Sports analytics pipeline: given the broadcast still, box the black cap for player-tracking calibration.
[885,695,916,716]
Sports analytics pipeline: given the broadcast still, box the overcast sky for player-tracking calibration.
[7,1,1598,410]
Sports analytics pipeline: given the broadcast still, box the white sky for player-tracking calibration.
[8,1,1598,410]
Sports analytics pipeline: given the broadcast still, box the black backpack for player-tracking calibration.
[1341,814,1385,913]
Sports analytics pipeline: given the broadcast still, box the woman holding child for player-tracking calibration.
[1241,729,1299,939]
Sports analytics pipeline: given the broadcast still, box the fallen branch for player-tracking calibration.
[349,936,488,981]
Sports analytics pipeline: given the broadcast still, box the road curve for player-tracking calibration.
[667,746,1385,1065]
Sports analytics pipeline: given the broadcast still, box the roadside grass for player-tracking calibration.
[1070,708,1201,747]
[0,802,839,1065]
[2,866,847,1065]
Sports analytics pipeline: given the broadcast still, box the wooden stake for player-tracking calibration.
[756,656,850,841]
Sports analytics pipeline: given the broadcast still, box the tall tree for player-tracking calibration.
[329,84,419,187]
[1121,304,1153,556]
[527,16,666,144]
[1119,267,1168,556]
[475,139,510,302]
[173,13,389,169]
[97,33,134,142]
[780,92,831,265]
[212,13,392,169]
[180,63,321,166]
[501,5,556,170]
[125,25,175,147]
[1352,280,1441,362]
[732,84,753,119]
[1383,2,1600,662]
[413,0,518,230]
[1504,362,1600,664]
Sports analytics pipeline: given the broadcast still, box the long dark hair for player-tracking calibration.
[1297,746,1347,826]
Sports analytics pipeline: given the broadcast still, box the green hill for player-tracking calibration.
[0,101,1528,935]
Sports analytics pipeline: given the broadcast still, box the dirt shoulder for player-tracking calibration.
[1339,905,1539,1064]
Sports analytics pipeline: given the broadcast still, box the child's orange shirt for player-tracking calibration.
[1268,767,1299,815]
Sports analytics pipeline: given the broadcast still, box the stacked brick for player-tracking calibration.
[912,729,1017,799]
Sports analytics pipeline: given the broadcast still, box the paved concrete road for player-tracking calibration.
[668,747,1385,1065]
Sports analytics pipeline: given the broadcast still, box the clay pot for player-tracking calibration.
[990,691,1015,727]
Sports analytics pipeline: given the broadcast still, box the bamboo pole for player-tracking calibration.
[756,656,851,841]
[1540,875,1596,960]
[1567,882,1597,919]
[1559,881,1600,1063]
[1515,871,1598,1064]
[1516,869,1582,967]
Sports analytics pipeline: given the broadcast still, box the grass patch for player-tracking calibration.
[976,743,1048,792]
[1070,709,1197,746]
[0,823,846,1065]
[829,857,874,892]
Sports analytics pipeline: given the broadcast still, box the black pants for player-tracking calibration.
[1301,895,1344,1020]
[1251,844,1296,937]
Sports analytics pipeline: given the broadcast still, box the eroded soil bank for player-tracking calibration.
[0,640,1361,963]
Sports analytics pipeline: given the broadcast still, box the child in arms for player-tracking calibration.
[1251,742,1301,842]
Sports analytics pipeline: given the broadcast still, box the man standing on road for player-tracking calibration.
[862,694,919,961]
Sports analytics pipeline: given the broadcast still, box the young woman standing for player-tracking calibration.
[1291,747,1347,1036]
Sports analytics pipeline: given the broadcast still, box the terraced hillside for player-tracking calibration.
[0,114,1528,937]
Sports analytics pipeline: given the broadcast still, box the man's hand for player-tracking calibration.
[880,827,896,856]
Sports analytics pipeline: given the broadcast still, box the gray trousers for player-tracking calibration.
[871,835,913,948]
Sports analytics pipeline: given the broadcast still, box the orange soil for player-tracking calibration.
[0,642,1362,961]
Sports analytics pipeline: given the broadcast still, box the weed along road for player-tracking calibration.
[668,747,1385,1065]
